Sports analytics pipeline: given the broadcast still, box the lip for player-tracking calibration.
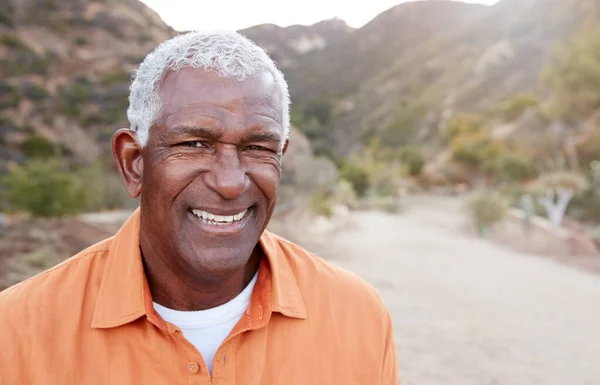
[187,206,253,236]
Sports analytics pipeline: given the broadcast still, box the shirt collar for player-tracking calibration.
[92,209,307,329]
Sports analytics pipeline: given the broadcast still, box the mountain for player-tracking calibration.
[0,0,174,164]
[1,0,596,165]
[240,18,354,72]
[240,0,597,156]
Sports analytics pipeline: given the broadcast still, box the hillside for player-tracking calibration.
[2,0,595,163]
[241,0,597,156]
[240,18,353,72]
[0,0,174,165]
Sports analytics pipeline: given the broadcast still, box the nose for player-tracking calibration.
[204,148,249,200]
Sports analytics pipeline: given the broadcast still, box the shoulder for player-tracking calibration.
[0,237,113,325]
[268,232,389,319]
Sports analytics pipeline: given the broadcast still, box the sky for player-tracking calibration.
[140,0,501,32]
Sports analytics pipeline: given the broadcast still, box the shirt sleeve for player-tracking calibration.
[380,309,400,385]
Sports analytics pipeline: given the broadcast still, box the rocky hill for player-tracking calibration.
[241,0,598,156]
[0,0,597,168]
[0,0,174,165]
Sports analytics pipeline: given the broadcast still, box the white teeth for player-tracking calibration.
[191,208,248,224]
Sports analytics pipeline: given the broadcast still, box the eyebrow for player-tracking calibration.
[241,131,283,144]
[169,125,282,144]
[169,125,222,140]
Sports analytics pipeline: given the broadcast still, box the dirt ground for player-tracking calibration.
[307,195,600,385]
[2,197,600,385]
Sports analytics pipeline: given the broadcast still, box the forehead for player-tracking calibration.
[158,67,283,125]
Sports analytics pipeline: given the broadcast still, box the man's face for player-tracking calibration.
[139,67,286,276]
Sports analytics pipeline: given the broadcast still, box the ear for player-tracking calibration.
[112,128,144,198]
[281,139,289,156]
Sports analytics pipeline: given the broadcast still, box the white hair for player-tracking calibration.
[127,30,291,147]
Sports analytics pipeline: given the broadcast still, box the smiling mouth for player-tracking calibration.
[191,207,251,226]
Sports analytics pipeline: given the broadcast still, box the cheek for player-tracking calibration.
[143,158,198,202]
[247,164,281,200]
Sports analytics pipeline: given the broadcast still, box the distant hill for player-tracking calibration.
[1,0,596,164]
[0,0,174,164]
[240,0,597,156]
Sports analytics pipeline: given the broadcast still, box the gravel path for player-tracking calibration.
[319,195,600,385]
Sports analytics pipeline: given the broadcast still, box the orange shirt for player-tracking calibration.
[0,210,398,384]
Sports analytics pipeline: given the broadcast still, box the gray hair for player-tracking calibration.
[127,30,291,147]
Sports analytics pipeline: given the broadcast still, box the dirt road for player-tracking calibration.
[315,195,600,385]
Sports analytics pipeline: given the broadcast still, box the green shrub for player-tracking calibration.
[0,35,49,76]
[311,189,333,218]
[100,72,131,87]
[82,108,123,127]
[378,109,418,147]
[398,146,425,176]
[1,35,28,50]
[0,10,13,27]
[499,93,539,122]
[440,114,485,144]
[0,82,20,109]
[21,135,56,158]
[492,154,537,182]
[58,76,94,117]
[466,191,509,233]
[0,114,18,133]
[23,83,49,101]
[339,163,370,197]
[137,35,152,45]
[74,36,88,46]
[568,187,600,224]
[0,158,91,217]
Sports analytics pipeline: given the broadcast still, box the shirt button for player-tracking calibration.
[188,362,199,374]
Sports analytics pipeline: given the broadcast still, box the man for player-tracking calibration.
[0,31,398,384]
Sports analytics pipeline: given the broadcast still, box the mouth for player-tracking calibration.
[188,206,253,234]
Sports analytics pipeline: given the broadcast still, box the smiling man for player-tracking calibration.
[0,31,398,384]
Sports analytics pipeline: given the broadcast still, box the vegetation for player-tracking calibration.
[20,135,57,158]
[489,153,537,183]
[532,171,589,230]
[498,93,539,122]
[440,114,486,145]
[100,72,131,87]
[0,35,49,76]
[543,19,600,121]
[466,191,509,234]
[0,82,20,109]
[1,158,92,217]
[0,157,132,217]
[58,76,94,117]
[291,99,334,156]
[398,146,425,177]
[23,83,49,101]
[339,162,370,197]
[377,109,418,148]
[74,36,88,46]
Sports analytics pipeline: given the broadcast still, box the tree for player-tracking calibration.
[543,16,600,169]
[533,171,589,231]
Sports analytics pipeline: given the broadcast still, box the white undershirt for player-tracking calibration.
[153,272,258,373]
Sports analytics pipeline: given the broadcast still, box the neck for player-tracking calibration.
[142,246,261,311]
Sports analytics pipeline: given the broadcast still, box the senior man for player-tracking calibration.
[0,31,398,384]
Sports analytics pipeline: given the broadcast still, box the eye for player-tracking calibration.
[181,141,207,148]
[245,145,270,152]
